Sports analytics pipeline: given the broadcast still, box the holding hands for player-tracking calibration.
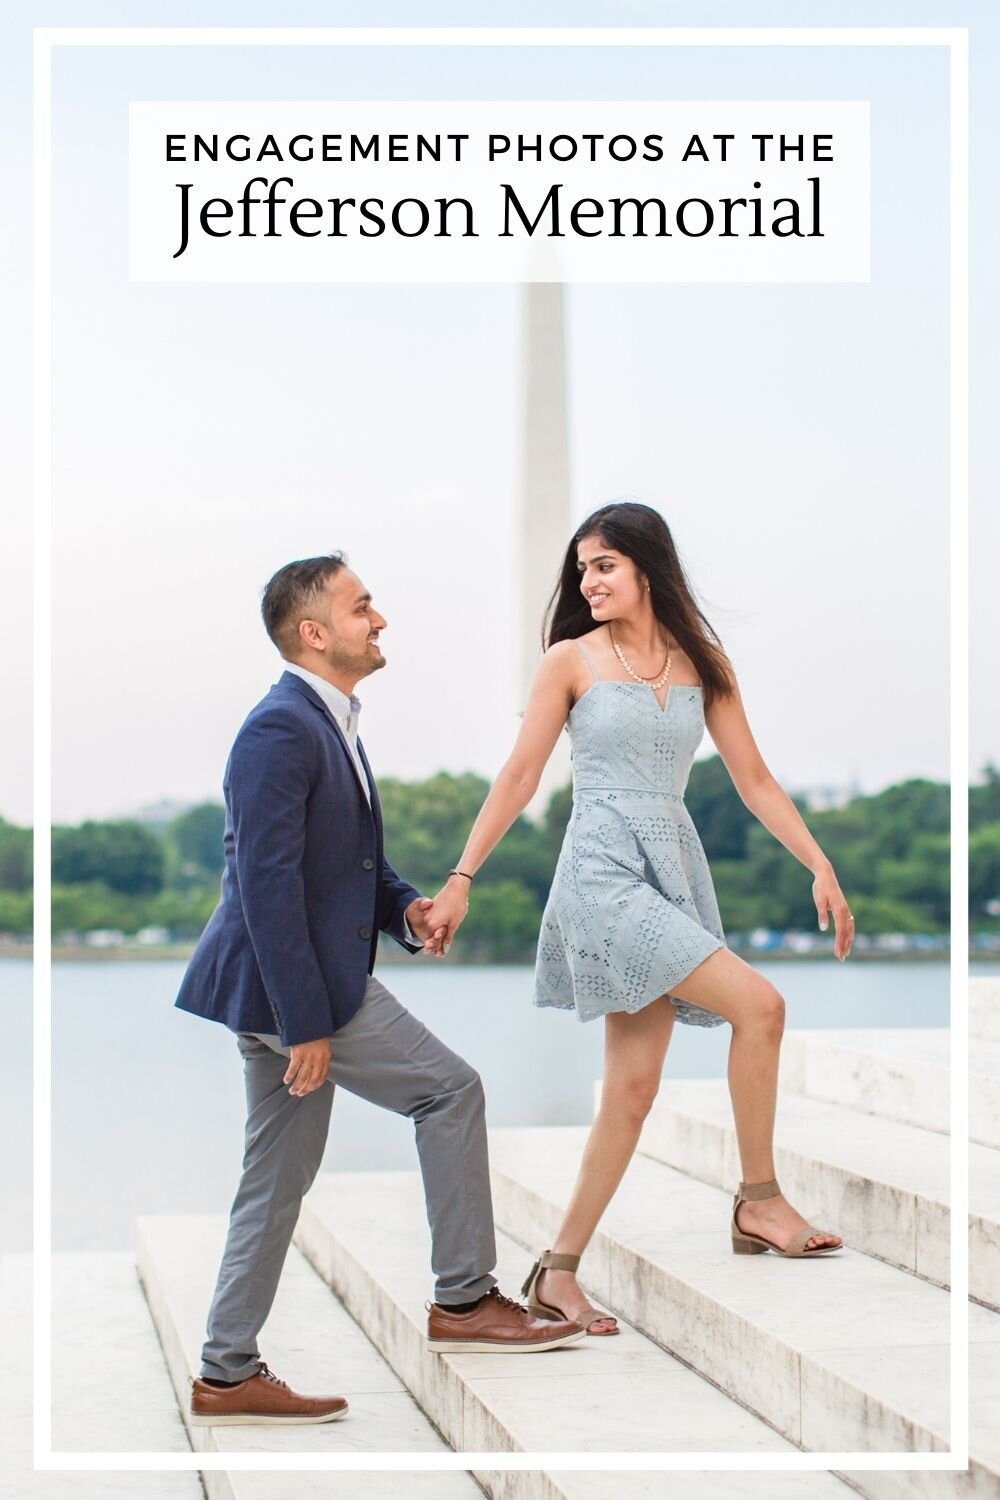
[407,873,471,956]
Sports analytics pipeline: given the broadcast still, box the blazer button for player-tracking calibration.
[362,857,374,870]
[359,926,372,940]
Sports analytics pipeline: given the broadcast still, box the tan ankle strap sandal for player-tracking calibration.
[731,1178,842,1257]
[521,1250,619,1336]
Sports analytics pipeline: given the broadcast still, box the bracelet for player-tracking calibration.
[448,868,474,883]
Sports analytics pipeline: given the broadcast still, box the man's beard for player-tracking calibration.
[327,638,384,677]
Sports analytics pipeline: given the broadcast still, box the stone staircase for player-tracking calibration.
[0,1252,201,1499]
[15,986,1000,1497]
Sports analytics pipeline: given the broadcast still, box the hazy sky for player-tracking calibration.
[2,1,995,828]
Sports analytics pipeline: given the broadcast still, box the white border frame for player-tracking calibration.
[32,23,970,1478]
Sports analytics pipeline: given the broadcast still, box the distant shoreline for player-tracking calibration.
[0,943,959,964]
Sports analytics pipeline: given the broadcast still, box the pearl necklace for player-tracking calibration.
[609,625,673,690]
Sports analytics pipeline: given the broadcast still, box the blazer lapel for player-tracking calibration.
[357,738,384,852]
[279,671,374,812]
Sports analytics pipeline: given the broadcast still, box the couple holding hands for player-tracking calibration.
[176,501,854,1428]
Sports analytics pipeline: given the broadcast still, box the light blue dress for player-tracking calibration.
[534,640,727,1028]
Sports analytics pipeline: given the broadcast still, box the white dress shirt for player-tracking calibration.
[283,660,422,945]
[284,661,370,803]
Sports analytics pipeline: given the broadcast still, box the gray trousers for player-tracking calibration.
[200,975,498,1382]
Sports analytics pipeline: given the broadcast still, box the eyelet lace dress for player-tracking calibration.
[534,639,727,1028]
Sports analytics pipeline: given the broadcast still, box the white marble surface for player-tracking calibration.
[838,1330,1000,1500]
[51,1252,196,1454]
[295,1171,813,1458]
[780,1028,950,1135]
[489,1126,952,1455]
[136,1214,478,1490]
[971,1146,1000,1309]
[477,1472,855,1499]
[0,1253,201,1498]
[971,982,1000,1045]
[839,1465,1000,1500]
[971,1045,1000,1150]
[637,1078,950,1283]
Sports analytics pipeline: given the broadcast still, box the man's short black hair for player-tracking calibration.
[260,553,347,657]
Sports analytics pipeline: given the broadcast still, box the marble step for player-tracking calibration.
[0,1252,201,1497]
[488,1126,985,1460]
[971,980,1000,1044]
[293,1170,855,1482]
[779,1028,950,1135]
[478,1476,856,1499]
[136,1215,479,1499]
[972,1148,1000,1313]
[781,1026,1000,1152]
[634,1076,1000,1309]
[971,1040,1000,1150]
[633,1077,951,1285]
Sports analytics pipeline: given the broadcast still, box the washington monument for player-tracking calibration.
[516,282,572,808]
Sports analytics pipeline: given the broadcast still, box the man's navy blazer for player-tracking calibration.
[175,671,422,1045]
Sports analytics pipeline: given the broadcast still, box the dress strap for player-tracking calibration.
[574,638,601,682]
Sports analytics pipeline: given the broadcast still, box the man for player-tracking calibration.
[176,553,582,1428]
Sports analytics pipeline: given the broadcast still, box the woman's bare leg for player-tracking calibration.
[537,946,838,1324]
[534,998,677,1329]
[669,948,841,1250]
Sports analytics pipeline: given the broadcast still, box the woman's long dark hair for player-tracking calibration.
[543,501,735,708]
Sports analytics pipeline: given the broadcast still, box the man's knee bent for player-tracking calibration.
[431,1055,485,1118]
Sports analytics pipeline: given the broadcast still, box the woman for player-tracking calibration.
[429,502,853,1336]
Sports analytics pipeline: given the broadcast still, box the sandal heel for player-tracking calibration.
[521,1249,620,1336]
[526,1298,564,1321]
[732,1234,768,1255]
[731,1177,842,1258]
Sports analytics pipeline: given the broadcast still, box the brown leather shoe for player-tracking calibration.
[426,1286,585,1353]
[189,1362,348,1426]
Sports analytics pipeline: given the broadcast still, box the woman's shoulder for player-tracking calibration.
[542,631,608,673]
[535,636,601,702]
[545,626,606,658]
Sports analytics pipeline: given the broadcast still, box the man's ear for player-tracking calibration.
[298,617,325,650]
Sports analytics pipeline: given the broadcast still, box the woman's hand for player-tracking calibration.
[404,897,449,955]
[420,877,471,954]
[812,865,855,961]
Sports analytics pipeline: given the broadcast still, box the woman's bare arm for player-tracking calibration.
[422,642,581,942]
[459,641,579,871]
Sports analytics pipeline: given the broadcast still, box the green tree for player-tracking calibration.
[876,832,950,929]
[378,772,555,902]
[848,895,930,935]
[0,819,32,892]
[51,882,142,934]
[685,755,758,861]
[971,764,1000,832]
[169,803,226,877]
[0,889,32,934]
[970,824,1000,913]
[453,879,542,961]
[862,779,949,859]
[51,821,165,896]
[143,886,221,936]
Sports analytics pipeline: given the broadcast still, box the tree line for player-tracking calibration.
[0,755,985,958]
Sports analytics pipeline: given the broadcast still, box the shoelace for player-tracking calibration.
[482,1287,529,1315]
[256,1362,289,1389]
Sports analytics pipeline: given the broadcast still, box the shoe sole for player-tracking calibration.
[425,1328,587,1354]
[189,1406,348,1426]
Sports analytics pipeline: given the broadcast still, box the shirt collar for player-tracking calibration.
[284,661,362,732]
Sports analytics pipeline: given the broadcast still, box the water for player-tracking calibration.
[2,957,951,1252]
